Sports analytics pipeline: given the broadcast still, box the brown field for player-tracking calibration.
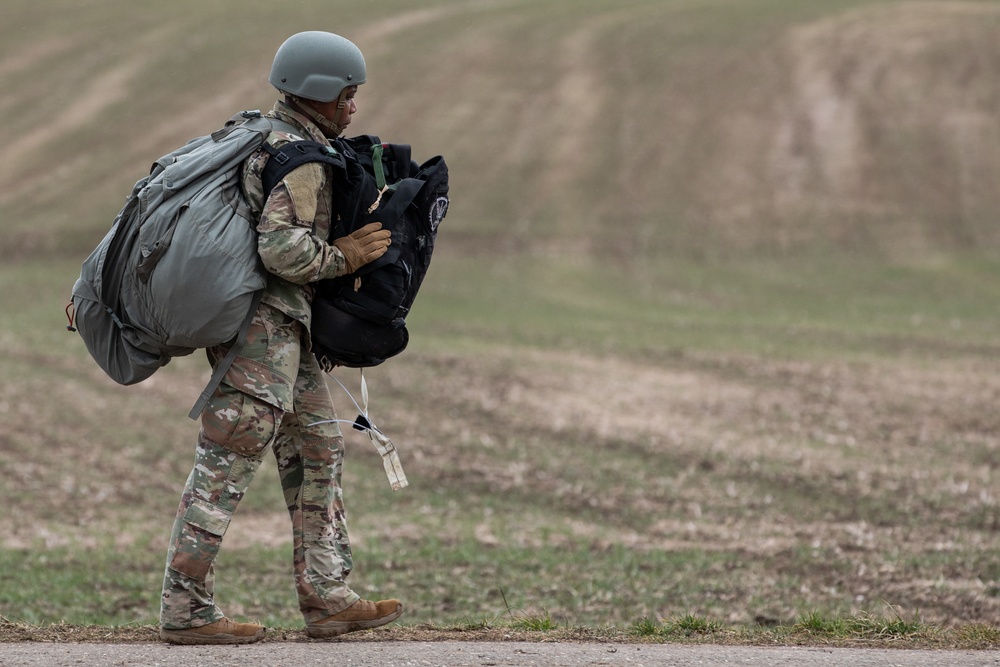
[1,309,998,630]
[1,0,999,643]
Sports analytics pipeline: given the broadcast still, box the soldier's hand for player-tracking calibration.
[332,222,392,274]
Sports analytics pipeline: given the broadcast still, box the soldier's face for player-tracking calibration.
[311,85,358,131]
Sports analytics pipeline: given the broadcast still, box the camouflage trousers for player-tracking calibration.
[160,303,360,629]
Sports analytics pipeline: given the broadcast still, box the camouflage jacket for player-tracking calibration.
[241,100,349,343]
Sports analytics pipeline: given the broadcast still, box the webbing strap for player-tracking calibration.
[358,370,409,490]
[379,177,423,225]
[187,289,264,420]
[371,143,389,192]
[369,424,408,491]
[260,140,344,200]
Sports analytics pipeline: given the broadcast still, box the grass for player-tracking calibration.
[1,612,996,650]
[794,608,925,639]
[1,254,999,649]
[621,608,997,647]
[631,614,725,638]
[411,250,1000,364]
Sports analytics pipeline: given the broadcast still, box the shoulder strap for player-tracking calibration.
[211,111,344,200]
[260,140,346,198]
[187,289,264,420]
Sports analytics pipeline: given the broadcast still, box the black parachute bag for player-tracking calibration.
[311,135,448,368]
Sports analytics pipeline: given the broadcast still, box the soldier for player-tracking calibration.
[158,31,403,645]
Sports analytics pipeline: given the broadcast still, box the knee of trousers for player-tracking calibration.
[201,384,279,458]
[168,442,264,581]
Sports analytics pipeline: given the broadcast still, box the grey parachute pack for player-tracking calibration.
[68,110,344,419]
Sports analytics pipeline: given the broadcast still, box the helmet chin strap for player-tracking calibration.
[286,93,350,139]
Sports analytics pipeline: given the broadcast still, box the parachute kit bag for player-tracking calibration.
[309,135,449,368]
[68,110,345,418]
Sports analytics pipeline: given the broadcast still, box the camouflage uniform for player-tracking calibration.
[160,99,360,629]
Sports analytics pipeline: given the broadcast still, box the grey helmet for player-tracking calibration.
[269,31,366,103]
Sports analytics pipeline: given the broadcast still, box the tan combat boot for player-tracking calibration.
[160,617,265,645]
[305,598,404,638]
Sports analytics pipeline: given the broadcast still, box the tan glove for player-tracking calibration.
[332,222,392,274]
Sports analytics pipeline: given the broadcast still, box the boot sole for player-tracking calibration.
[305,605,404,638]
[160,627,265,645]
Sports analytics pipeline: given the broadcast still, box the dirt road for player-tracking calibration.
[0,641,996,667]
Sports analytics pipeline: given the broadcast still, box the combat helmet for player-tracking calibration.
[269,31,366,103]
